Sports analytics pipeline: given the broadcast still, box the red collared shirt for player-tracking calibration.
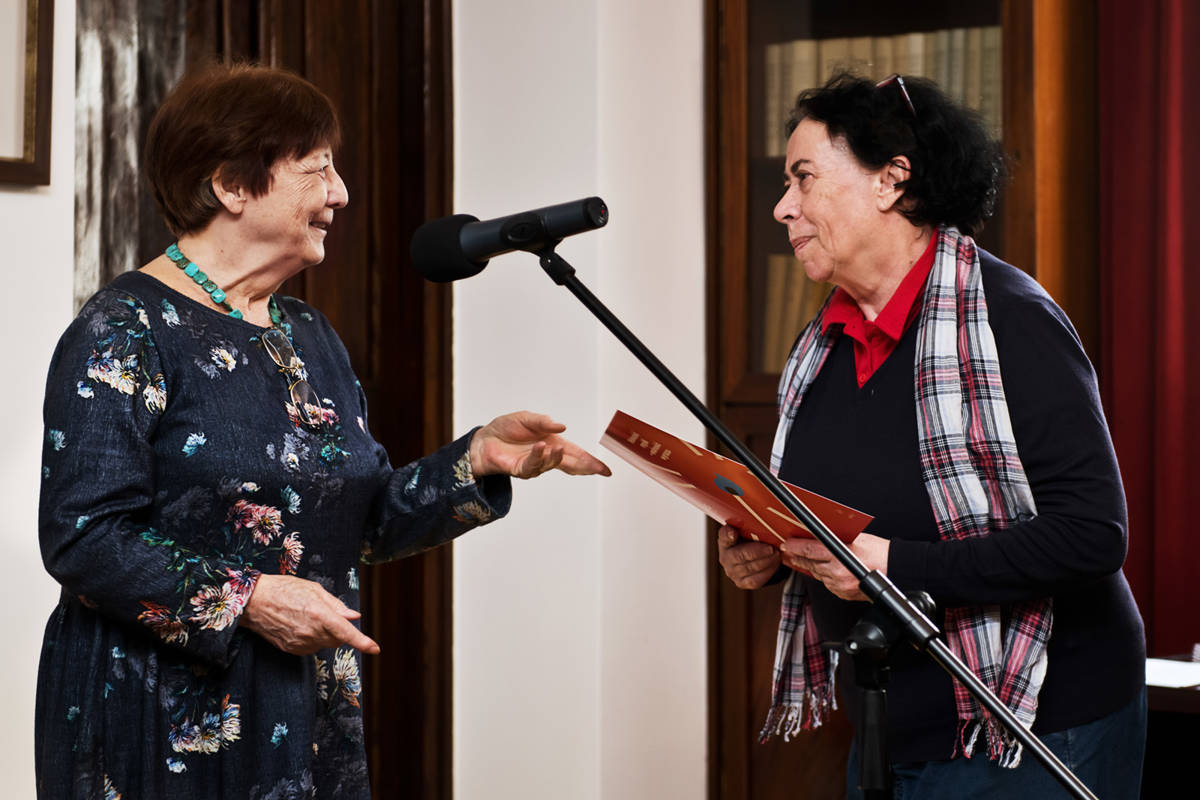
[821,235,937,388]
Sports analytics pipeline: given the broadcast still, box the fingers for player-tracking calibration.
[474,412,612,478]
[778,540,866,601]
[497,410,566,436]
[717,525,739,549]
[317,590,377,652]
[511,435,611,479]
[555,442,612,476]
[242,575,381,655]
[717,527,781,590]
[540,442,565,472]
[327,613,380,655]
[326,591,362,620]
[514,441,561,478]
[519,411,567,435]
[780,539,832,563]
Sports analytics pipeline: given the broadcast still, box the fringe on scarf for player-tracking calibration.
[956,716,1026,769]
[758,651,839,744]
[758,684,838,744]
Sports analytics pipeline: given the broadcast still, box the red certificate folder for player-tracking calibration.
[601,410,872,547]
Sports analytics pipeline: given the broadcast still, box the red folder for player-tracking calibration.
[601,410,872,547]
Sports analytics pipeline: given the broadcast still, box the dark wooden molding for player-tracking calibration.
[0,0,54,185]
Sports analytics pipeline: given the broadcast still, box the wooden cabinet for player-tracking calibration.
[704,1,1097,797]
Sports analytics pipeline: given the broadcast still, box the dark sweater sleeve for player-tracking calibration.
[887,289,1128,606]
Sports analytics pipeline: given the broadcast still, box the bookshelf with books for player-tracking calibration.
[706,2,1099,798]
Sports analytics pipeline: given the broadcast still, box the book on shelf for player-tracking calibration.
[848,36,873,71]
[979,26,1003,138]
[782,39,818,156]
[947,28,966,102]
[894,31,924,77]
[761,254,788,371]
[761,254,834,372]
[600,410,873,553]
[872,35,895,79]
[964,27,983,111]
[930,29,950,93]
[764,42,784,157]
[777,258,807,366]
[817,36,849,85]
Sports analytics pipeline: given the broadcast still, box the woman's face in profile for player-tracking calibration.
[773,118,887,287]
[241,146,350,268]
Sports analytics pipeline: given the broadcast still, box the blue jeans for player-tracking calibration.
[845,689,1147,800]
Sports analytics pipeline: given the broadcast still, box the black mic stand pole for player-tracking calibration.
[533,246,1098,800]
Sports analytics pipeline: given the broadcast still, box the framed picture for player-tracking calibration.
[0,0,53,185]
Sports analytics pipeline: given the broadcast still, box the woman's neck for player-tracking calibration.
[142,230,298,327]
[841,223,933,321]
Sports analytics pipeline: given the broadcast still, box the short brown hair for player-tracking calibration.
[144,62,342,236]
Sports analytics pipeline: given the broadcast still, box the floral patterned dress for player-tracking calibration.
[36,271,511,799]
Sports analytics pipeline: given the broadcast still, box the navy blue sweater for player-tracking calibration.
[778,251,1145,763]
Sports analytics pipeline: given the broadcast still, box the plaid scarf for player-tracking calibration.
[759,226,1050,767]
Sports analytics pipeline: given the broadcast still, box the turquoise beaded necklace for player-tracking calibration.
[166,243,243,319]
[165,243,285,327]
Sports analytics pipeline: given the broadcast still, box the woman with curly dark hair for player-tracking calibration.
[717,73,1145,798]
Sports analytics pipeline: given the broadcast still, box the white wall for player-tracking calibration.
[453,2,706,798]
[0,2,77,796]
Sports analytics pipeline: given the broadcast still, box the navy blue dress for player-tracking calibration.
[36,271,511,799]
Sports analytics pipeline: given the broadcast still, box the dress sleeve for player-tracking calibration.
[887,295,1128,606]
[355,385,512,565]
[39,291,259,669]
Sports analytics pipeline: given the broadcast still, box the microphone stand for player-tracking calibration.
[531,245,1098,800]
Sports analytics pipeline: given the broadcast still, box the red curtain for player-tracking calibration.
[1100,0,1200,656]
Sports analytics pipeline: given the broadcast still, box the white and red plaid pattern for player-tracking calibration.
[759,227,1049,767]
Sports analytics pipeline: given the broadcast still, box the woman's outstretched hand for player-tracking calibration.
[241,574,381,655]
[469,411,611,479]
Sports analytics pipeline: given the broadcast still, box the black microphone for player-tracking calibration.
[411,196,609,282]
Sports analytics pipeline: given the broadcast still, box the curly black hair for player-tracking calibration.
[785,72,1006,236]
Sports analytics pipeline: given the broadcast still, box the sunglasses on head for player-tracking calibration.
[876,73,917,118]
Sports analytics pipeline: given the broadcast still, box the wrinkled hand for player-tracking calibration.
[469,411,611,479]
[241,574,380,655]
[779,532,891,602]
[717,525,781,590]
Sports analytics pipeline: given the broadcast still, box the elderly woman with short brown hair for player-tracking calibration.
[36,63,608,799]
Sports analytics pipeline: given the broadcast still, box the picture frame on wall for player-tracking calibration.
[0,0,53,185]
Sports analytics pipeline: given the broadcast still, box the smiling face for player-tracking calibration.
[240,146,349,268]
[773,119,892,290]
